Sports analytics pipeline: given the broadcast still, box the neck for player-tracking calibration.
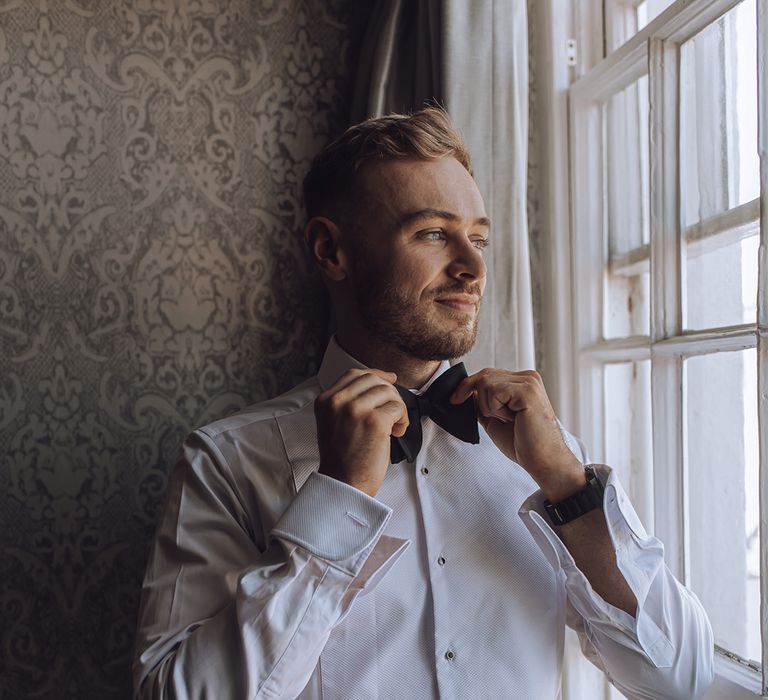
[334,329,443,389]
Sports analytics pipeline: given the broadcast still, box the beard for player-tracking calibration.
[350,255,481,361]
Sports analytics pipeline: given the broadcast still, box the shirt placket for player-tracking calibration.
[413,418,459,699]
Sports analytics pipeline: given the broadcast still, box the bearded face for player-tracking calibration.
[349,241,482,361]
[328,157,489,363]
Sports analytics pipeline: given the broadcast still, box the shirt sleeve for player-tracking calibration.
[133,432,408,700]
[519,456,714,700]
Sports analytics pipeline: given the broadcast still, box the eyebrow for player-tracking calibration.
[396,208,491,231]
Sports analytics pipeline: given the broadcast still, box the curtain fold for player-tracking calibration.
[351,0,442,122]
[351,0,535,373]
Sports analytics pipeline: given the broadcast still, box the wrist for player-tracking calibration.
[537,459,588,503]
[543,465,605,526]
[318,463,379,498]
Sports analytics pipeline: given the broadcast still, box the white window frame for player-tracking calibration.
[567,0,767,696]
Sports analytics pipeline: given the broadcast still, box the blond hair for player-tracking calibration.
[302,106,472,220]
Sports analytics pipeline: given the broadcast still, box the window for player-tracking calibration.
[569,0,765,695]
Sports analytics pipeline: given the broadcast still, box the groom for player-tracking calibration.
[134,106,714,699]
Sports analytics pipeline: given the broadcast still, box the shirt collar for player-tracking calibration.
[317,335,452,394]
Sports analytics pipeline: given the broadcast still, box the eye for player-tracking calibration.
[473,238,490,250]
[421,229,445,241]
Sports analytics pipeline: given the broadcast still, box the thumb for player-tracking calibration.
[391,421,408,438]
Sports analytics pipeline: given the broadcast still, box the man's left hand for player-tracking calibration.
[450,369,586,502]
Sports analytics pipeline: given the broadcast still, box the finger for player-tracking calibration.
[450,370,541,405]
[490,387,521,420]
[367,368,398,382]
[337,384,408,432]
[450,369,499,404]
[475,385,497,420]
[349,385,409,435]
[322,369,397,402]
[476,385,520,422]
[449,374,482,404]
[354,383,406,412]
[323,368,397,396]
[378,399,410,437]
[480,413,518,460]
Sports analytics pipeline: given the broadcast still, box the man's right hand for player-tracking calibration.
[315,368,409,497]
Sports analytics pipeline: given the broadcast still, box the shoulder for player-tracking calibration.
[186,375,320,482]
[177,376,321,522]
[197,376,319,442]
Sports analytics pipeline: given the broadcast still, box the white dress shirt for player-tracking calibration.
[134,336,714,700]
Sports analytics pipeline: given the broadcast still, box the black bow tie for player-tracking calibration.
[390,362,480,464]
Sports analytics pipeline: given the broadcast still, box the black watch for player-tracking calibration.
[543,466,605,526]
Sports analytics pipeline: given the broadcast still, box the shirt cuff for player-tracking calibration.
[518,464,674,668]
[271,471,395,577]
[348,534,409,595]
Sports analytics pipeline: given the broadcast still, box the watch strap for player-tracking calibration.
[543,466,605,526]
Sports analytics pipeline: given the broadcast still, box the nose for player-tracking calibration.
[446,236,487,283]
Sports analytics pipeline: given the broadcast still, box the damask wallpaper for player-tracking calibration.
[0,1,369,697]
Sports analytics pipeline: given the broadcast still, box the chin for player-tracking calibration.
[357,293,480,360]
[395,322,479,361]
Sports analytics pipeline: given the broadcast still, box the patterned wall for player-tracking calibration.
[0,1,368,697]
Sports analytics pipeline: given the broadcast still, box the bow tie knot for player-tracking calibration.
[413,393,434,416]
[390,362,480,464]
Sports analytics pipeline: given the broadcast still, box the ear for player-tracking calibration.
[304,216,349,282]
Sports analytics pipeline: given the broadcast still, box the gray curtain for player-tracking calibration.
[351,0,535,373]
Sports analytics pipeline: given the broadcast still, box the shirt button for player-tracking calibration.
[421,466,429,475]
[437,555,446,566]
[445,649,455,660]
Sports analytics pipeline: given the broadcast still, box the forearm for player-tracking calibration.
[135,441,404,700]
[520,461,714,699]
[537,461,638,616]
[137,549,342,700]
[557,508,637,616]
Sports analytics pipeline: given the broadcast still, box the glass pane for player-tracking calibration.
[604,75,651,339]
[604,361,653,530]
[680,0,759,228]
[685,349,759,663]
[605,76,650,256]
[684,233,759,329]
[637,0,676,30]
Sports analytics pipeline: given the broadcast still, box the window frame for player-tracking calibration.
[568,0,767,694]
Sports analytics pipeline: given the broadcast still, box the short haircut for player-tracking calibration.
[302,106,473,221]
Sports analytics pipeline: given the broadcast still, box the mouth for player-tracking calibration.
[435,297,479,314]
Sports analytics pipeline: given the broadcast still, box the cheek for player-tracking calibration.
[406,258,442,299]
[381,250,431,289]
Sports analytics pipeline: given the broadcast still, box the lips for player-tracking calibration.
[435,296,479,313]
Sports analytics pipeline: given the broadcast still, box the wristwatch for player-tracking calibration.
[543,466,605,526]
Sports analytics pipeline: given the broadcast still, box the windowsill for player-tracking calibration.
[710,647,763,697]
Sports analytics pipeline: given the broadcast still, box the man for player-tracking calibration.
[134,107,714,699]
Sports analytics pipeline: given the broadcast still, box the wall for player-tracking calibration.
[0,1,368,697]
